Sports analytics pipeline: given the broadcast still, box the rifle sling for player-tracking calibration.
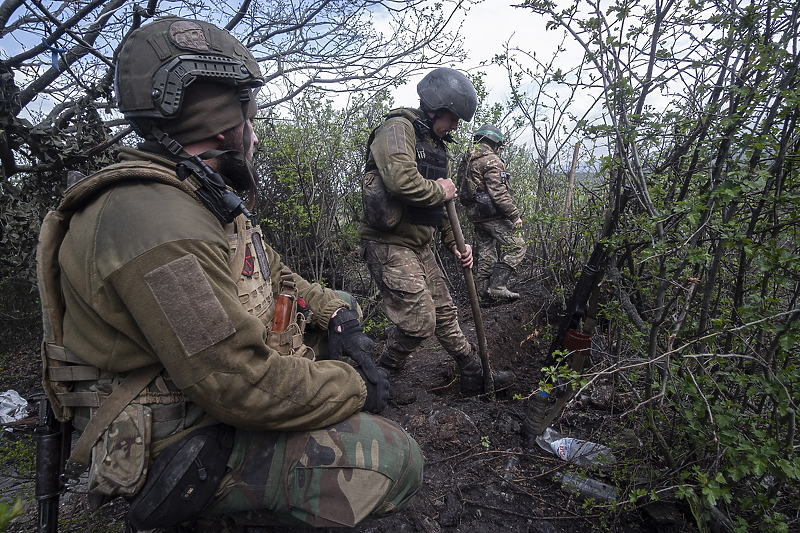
[62,363,163,482]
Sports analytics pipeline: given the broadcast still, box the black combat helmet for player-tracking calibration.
[417,68,478,123]
[473,124,505,146]
[115,17,264,147]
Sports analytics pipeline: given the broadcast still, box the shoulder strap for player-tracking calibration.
[59,161,202,213]
[62,364,163,484]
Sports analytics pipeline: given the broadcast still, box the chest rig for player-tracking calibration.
[226,215,310,358]
[364,109,449,227]
[406,125,448,226]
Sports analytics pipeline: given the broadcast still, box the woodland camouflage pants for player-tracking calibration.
[473,218,527,283]
[360,241,471,358]
[199,412,423,528]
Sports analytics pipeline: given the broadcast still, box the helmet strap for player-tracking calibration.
[151,125,189,158]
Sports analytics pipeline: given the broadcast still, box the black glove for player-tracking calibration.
[328,308,389,413]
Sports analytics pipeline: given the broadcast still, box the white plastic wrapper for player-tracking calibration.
[0,390,29,426]
[536,427,616,467]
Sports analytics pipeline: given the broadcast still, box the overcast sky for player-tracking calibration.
[386,1,568,111]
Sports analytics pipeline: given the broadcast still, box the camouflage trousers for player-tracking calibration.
[199,412,423,528]
[473,218,527,284]
[360,240,471,358]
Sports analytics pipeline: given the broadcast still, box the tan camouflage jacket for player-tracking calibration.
[463,142,520,222]
[358,107,456,252]
[57,149,366,432]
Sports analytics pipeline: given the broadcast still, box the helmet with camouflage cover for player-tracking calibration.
[473,124,504,146]
[416,68,478,122]
[115,17,264,147]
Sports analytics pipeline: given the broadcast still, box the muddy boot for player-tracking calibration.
[377,344,409,376]
[453,346,515,397]
[486,263,520,301]
[378,345,417,405]
[474,276,490,299]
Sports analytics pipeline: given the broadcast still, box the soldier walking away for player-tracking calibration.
[36,17,421,531]
[457,124,527,302]
[359,68,513,398]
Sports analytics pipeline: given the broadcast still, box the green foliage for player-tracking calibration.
[516,0,800,529]
[0,435,35,478]
[254,89,392,299]
[361,314,392,337]
[0,499,25,532]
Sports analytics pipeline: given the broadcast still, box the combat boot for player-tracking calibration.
[486,263,520,300]
[378,345,417,405]
[377,344,409,376]
[453,345,515,397]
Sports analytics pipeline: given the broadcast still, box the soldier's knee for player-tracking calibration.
[360,414,424,517]
[335,290,363,322]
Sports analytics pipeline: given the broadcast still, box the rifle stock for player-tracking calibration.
[35,396,71,533]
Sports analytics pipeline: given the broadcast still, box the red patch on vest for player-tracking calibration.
[242,244,255,277]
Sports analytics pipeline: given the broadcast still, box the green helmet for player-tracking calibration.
[115,17,263,143]
[473,124,504,145]
[417,68,478,122]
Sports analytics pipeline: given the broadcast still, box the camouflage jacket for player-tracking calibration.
[461,142,520,222]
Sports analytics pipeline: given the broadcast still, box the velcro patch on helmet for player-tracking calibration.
[168,20,211,51]
[145,254,235,357]
[385,123,408,156]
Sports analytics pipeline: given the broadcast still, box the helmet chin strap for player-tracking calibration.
[149,87,259,212]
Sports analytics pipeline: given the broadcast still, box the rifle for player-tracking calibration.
[35,395,72,533]
[523,186,628,446]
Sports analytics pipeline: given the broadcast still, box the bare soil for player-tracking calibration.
[1,281,700,533]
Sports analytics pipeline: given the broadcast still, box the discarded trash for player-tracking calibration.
[536,427,616,467]
[553,470,618,502]
[500,449,520,488]
[0,390,29,429]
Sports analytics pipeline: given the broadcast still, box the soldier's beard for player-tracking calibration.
[217,128,259,197]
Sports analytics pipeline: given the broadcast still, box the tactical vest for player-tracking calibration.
[364,109,448,227]
[36,158,308,497]
[226,215,309,358]
[456,144,509,220]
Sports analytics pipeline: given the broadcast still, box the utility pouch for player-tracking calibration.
[126,424,235,531]
[87,404,152,496]
[362,169,402,231]
[474,191,499,218]
[267,313,311,358]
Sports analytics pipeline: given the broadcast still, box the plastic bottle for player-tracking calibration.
[553,471,618,502]
[500,449,519,487]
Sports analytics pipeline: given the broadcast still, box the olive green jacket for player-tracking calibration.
[358,108,456,252]
[58,149,366,431]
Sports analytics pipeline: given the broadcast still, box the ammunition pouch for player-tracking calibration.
[265,266,313,359]
[362,169,403,231]
[474,191,499,219]
[126,424,235,530]
[267,315,311,358]
[88,404,151,497]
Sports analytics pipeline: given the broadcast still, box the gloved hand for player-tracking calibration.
[328,308,389,413]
